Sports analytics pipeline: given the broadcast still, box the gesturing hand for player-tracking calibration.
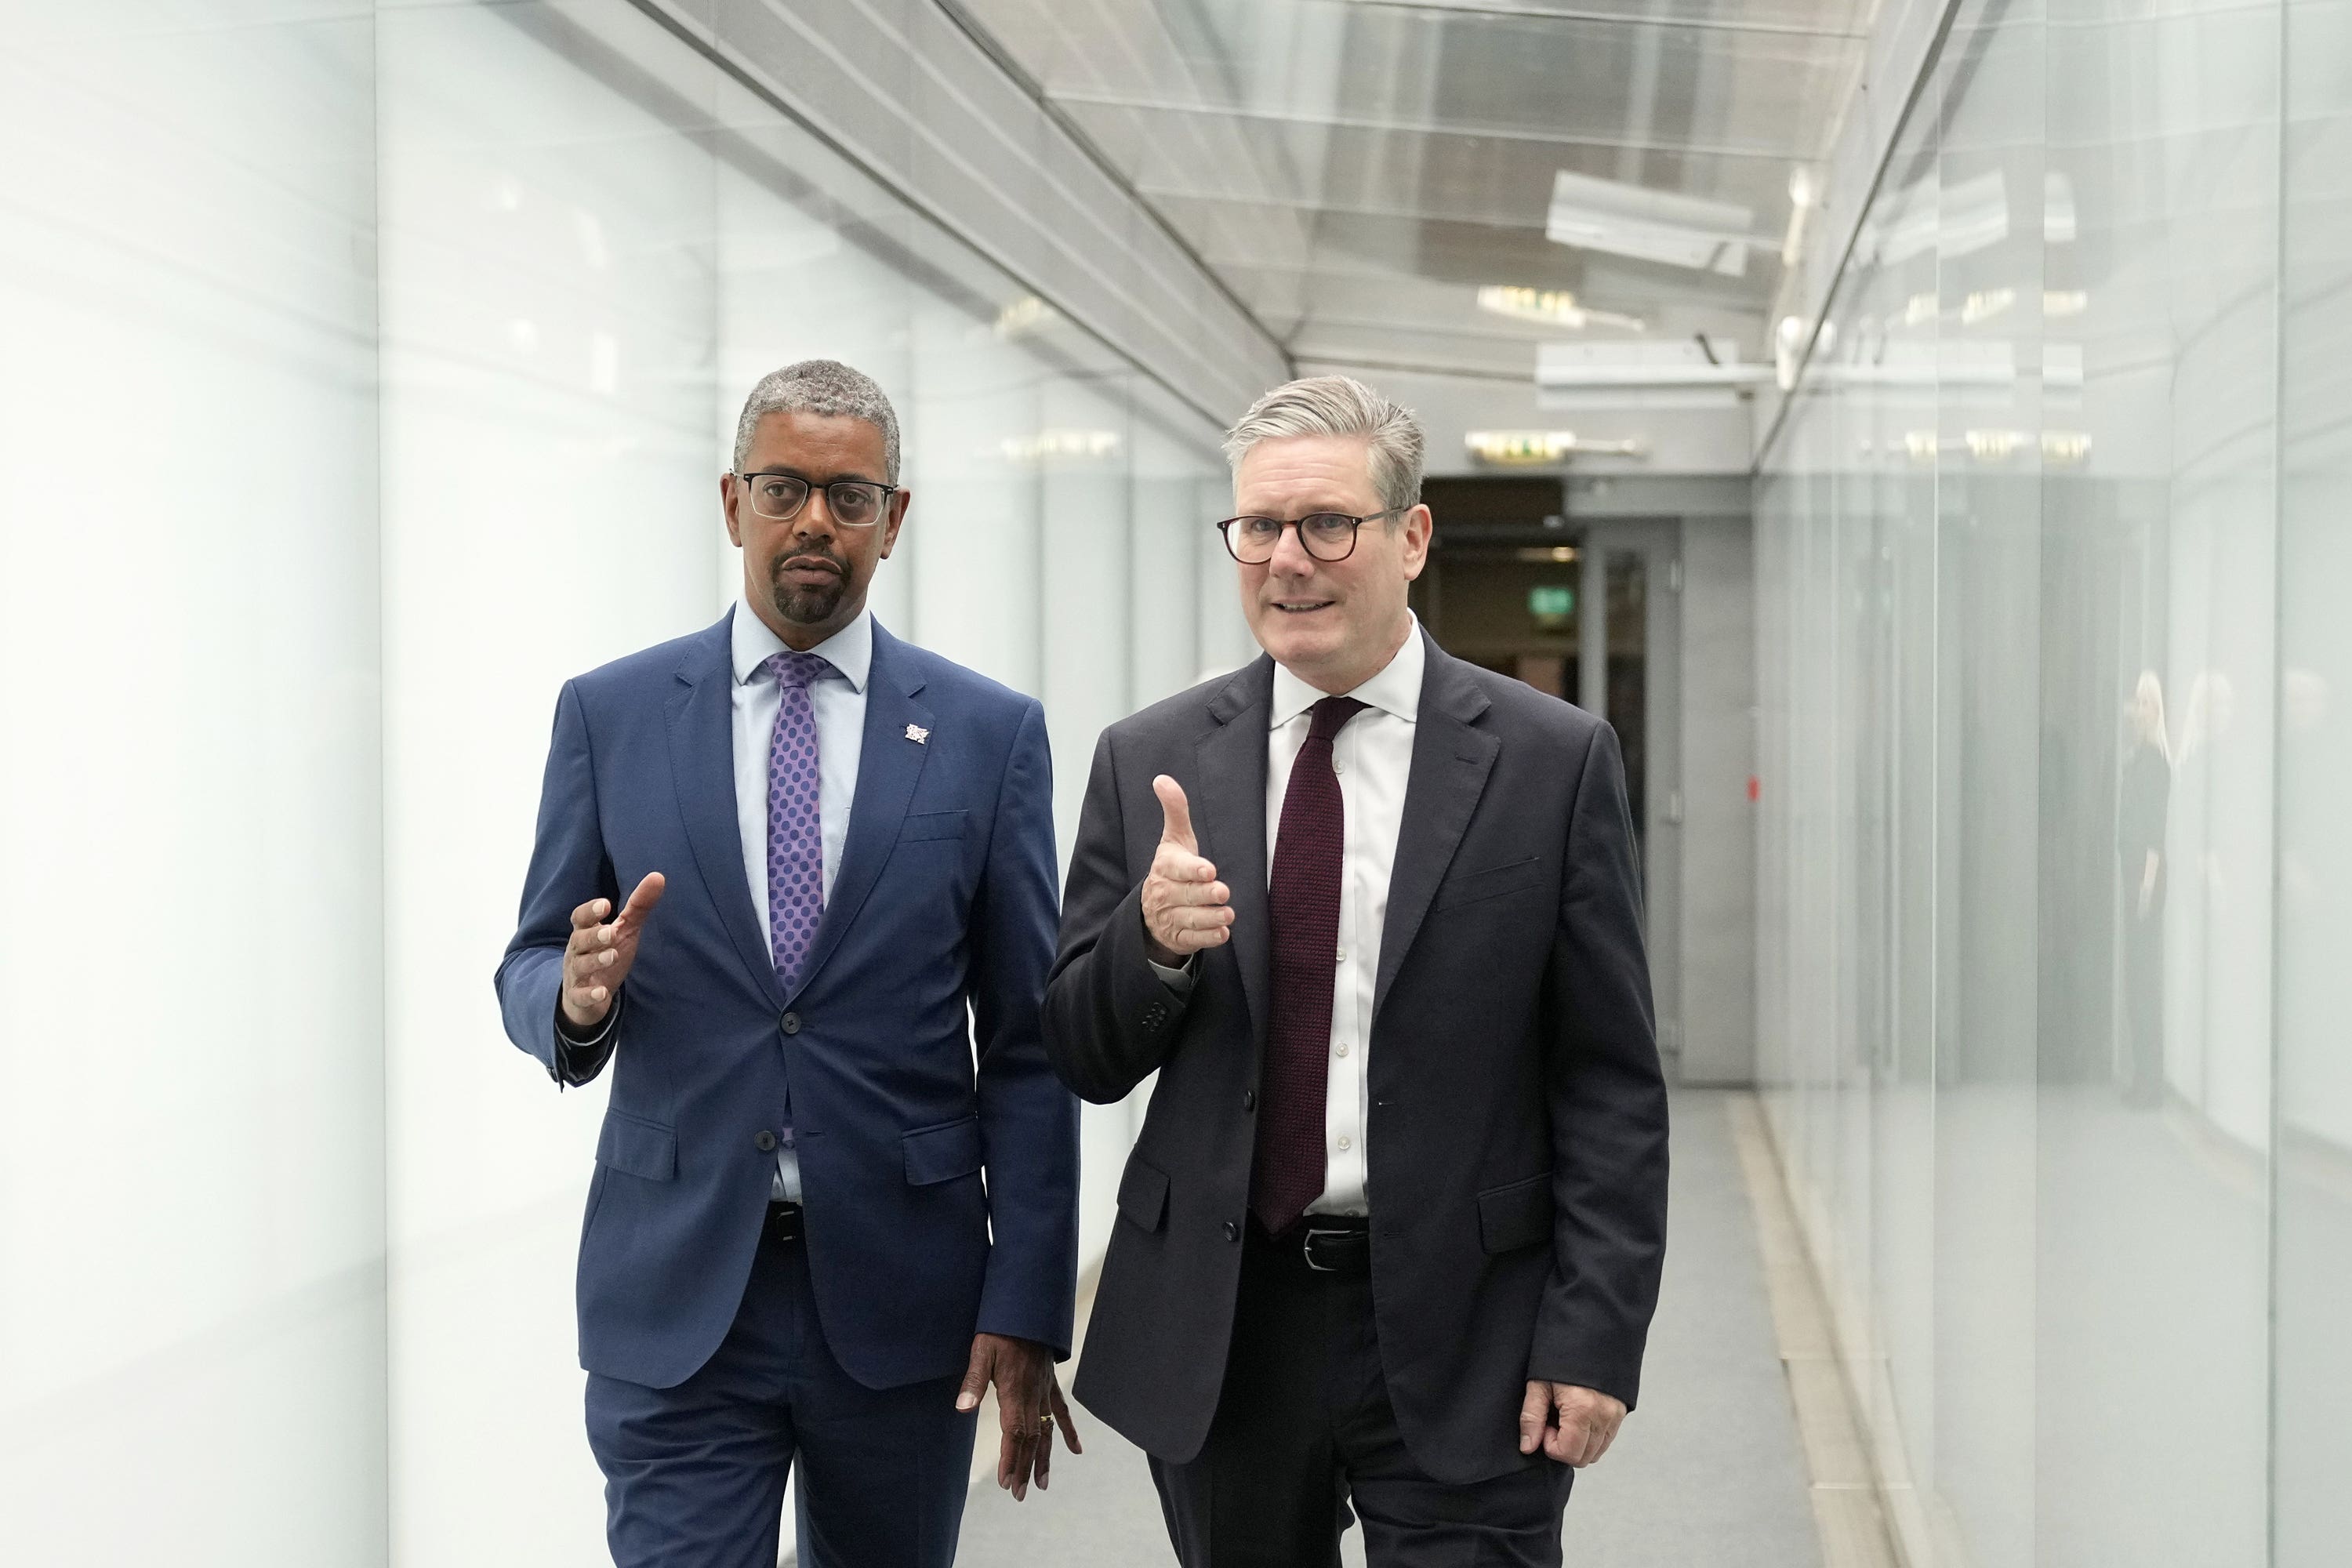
[1519,1381,1627,1468]
[561,873,666,1029]
[956,1333,1083,1501]
[1140,775,1232,967]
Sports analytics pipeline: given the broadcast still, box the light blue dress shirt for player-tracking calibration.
[730,598,872,1203]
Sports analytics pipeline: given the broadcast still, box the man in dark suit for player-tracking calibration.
[496,359,1080,1568]
[1044,376,1668,1566]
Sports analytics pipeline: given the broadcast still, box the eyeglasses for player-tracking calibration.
[736,471,898,528]
[1217,507,1405,564]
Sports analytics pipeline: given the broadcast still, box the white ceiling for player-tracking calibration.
[956,0,1868,386]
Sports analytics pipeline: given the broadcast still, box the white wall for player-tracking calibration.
[0,2,1238,1561]
[0,3,387,1561]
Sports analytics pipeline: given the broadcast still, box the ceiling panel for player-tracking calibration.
[956,0,1863,383]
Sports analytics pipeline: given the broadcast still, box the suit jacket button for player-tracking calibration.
[1243,1089,1256,1112]
[1223,1221,1240,1243]
[780,1012,802,1036]
[754,1130,778,1152]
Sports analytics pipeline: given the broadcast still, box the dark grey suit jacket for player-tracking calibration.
[1044,630,1669,1486]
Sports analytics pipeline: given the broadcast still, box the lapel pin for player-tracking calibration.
[905,724,930,744]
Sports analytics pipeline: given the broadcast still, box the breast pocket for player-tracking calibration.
[898,810,967,844]
[1432,855,1547,913]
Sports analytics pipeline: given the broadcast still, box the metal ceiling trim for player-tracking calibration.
[930,0,1294,371]
[1749,0,1969,470]
[616,0,1290,431]
[1047,90,1850,162]
[1335,0,1871,39]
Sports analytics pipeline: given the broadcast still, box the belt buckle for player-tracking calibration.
[1301,1223,1349,1272]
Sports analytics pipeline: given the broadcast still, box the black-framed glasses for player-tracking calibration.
[735,470,898,528]
[1216,507,1405,564]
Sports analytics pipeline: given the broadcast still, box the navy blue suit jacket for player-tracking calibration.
[495,611,1078,1392]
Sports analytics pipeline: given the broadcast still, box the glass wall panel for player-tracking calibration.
[1,2,1233,1559]
[376,3,728,1559]
[0,3,387,1562]
[1760,0,2343,1557]
[2274,0,2352,1558]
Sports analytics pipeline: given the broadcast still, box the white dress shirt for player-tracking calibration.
[1152,619,1425,1218]
[1270,622,1421,1217]
[730,598,873,1203]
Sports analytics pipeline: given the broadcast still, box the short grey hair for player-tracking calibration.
[1221,375,1425,513]
[733,358,902,482]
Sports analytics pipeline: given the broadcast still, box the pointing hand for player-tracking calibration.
[561,872,666,1029]
[1140,775,1232,967]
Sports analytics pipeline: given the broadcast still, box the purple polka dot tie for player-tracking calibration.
[764,650,831,991]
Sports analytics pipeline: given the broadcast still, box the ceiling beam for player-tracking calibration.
[1050,90,1834,161]
[1330,0,1869,39]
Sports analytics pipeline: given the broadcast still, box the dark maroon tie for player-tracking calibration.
[1251,695,1367,1235]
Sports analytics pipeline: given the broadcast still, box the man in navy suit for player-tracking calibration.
[496,359,1081,1568]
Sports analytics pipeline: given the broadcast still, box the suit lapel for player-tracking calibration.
[1374,633,1498,1021]
[666,611,786,1008]
[785,621,931,1006]
[1194,658,1275,1044]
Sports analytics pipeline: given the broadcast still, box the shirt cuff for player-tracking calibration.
[551,993,622,1083]
[1147,956,1197,995]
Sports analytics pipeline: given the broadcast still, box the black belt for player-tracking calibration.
[1255,1214,1371,1277]
[764,1200,804,1245]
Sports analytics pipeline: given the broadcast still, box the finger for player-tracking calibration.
[1152,775,1198,854]
[956,1341,991,1414]
[1052,1387,1083,1455]
[1152,844,1219,884]
[1518,1384,1549,1456]
[615,872,666,930]
[1150,873,1231,906]
[1546,1418,1584,1465]
[1585,1419,1619,1466]
[1035,1418,1054,1491]
[570,898,612,932]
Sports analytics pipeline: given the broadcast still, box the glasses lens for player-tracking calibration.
[1298,514,1359,558]
[750,474,808,519]
[1227,517,1283,561]
[828,482,882,526]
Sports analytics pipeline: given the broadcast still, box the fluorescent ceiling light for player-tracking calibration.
[1000,429,1120,463]
[1466,430,1645,463]
[1545,169,1757,278]
[1537,339,1769,390]
[1475,285,1646,332]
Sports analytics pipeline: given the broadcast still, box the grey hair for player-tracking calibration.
[1221,374,1425,513]
[732,358,902,482]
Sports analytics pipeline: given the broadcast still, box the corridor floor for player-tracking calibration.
[953,1088,1824,1566]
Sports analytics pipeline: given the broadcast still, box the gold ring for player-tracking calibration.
[1037,1414,1054,1430]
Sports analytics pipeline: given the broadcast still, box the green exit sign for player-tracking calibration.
[1529,585,1575,619]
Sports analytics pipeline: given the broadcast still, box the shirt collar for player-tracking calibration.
[1269,615,1425,730]
[731,598,872,693]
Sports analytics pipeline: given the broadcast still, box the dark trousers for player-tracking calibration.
[584,1208,977,1568]
[1149,1221,1573,1568]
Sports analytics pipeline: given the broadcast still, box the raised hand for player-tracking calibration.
[1140,775,1232,967]
[561,872,666,1029]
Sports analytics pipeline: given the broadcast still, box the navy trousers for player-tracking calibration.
[585,1215,978,1568]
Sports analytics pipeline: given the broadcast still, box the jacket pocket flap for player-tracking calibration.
[898,810,968,843]
[596,1111,677,1182]
[902,1114,983,1185]
[1116,1156,1171,1232]
[1433,856,1545,912]
[1477,1172,1554,1254]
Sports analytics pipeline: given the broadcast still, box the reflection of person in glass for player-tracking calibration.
[2118,671,2172,1108]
